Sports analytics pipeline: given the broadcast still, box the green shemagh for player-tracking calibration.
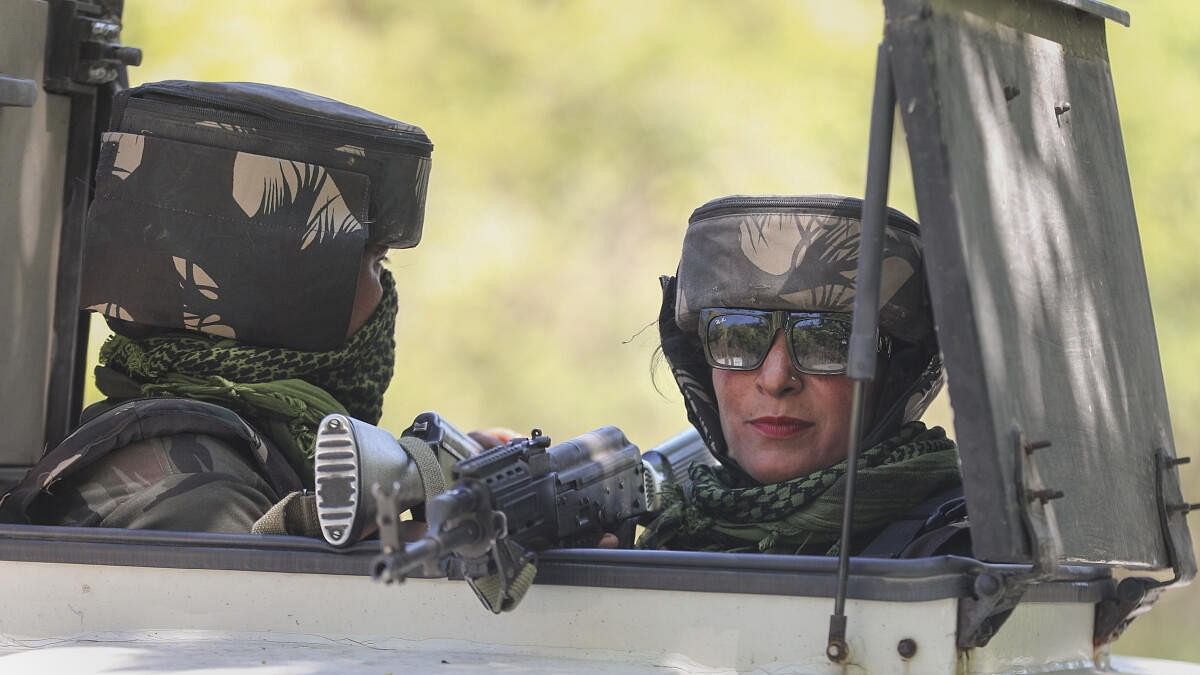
[95,269,398,472]
[636,422,959,554]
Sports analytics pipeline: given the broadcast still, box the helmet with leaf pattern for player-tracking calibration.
[79,81,432,351]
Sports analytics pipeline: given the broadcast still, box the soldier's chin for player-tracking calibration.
[736,452,807,485]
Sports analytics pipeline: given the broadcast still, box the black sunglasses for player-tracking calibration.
[699,308,892,375]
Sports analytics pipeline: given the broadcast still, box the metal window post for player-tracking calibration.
[826,39,896,664]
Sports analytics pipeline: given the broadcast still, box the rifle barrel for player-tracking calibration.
[371,520,482,583]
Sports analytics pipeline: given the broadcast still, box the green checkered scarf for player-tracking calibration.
[94,269,398,473]
[636,422,959,554]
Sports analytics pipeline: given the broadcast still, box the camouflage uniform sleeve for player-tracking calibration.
[33,432,280,533]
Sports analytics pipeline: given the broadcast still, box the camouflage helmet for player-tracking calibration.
[78,81,432,352]
[660,195,943,476]
[675,194,932,345]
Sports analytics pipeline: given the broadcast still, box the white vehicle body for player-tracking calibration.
[0,556,1160,674]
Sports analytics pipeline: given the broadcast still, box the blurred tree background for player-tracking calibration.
[87,0,1196,661]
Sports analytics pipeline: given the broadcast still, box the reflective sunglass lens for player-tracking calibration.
[706,313,774,369]
[788,318,850,373]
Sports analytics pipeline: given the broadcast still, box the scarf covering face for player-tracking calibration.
[636,421,959,554]
[95,269,398,474]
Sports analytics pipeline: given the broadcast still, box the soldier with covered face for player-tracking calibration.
[0,81,433,533]
[638,195,966,556]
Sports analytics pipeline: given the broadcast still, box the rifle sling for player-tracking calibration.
[398,435,448,509]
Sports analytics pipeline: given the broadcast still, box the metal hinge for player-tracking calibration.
[957,430,1064,649]
[1093,450,1196,646]
[1014,432,1065,574]
[44,0,141,95]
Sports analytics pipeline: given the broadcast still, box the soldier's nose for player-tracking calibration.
[755,332,801,396]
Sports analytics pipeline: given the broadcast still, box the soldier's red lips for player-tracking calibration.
[748,416,813,439]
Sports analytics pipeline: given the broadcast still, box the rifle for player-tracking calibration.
[371,425,648,612]
[313,413,718,612]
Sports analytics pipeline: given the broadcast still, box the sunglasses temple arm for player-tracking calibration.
[828,39,896,665]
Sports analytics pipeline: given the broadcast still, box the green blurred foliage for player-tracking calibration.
[86,0,1194,661]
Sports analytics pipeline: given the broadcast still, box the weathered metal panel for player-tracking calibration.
[886,0,1193,570]
[0,0,68,482]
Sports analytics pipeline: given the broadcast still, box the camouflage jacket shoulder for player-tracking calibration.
[0,397,304,526]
